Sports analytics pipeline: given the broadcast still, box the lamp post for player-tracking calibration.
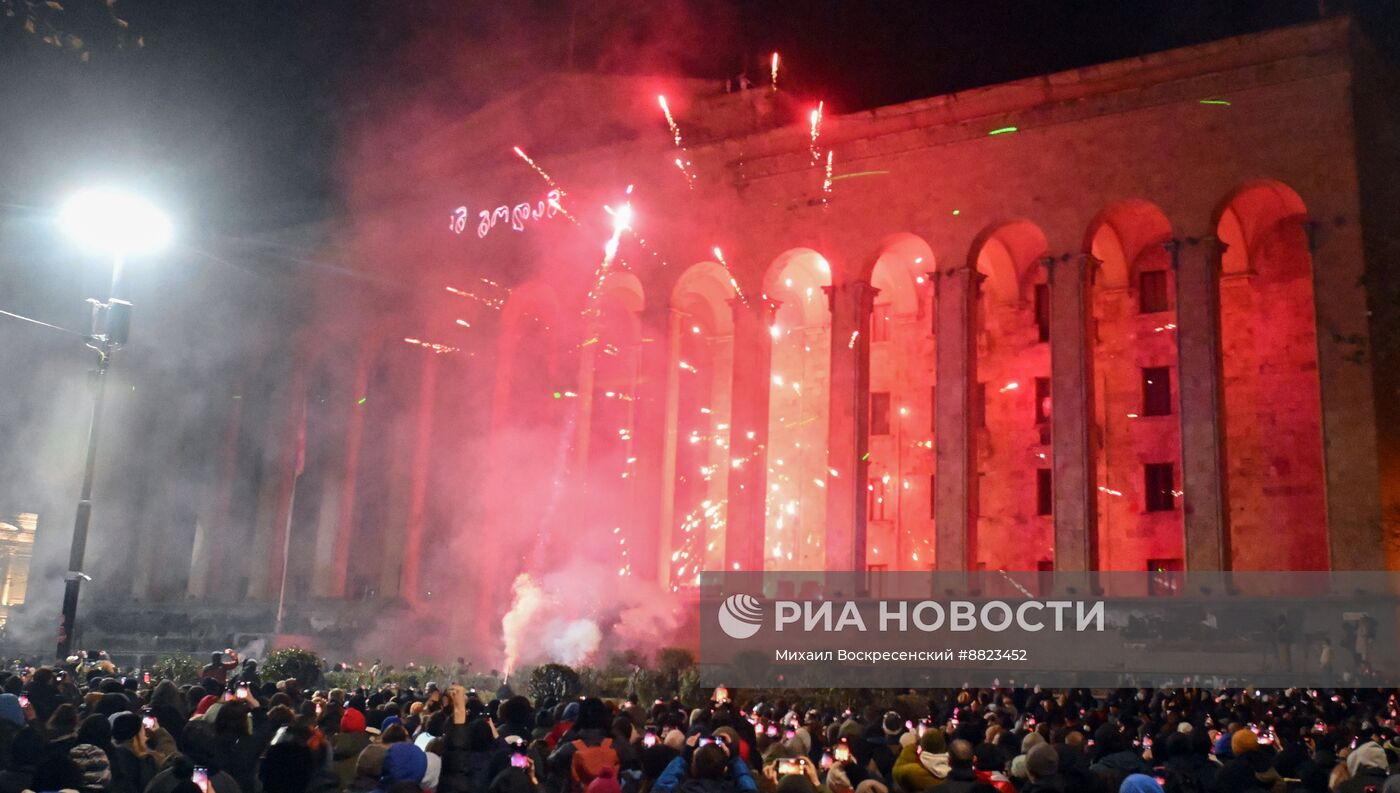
[55,188,171,661]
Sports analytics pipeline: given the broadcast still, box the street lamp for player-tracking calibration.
[54,187,171,660]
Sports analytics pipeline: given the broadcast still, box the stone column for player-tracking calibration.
[1169,238,1229,571]
[249,363,310,600]
[397,352,439,604]
[310,344,373,598]
[933,267,981,572]
[1305,220,1383,569]
[1047,253,1098,572]
[188,382,245,599]
[724,297,777,572]
[629,305,678,587]
[824,280,877,572]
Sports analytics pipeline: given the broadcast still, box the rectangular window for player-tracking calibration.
[1034,283,1050,342]
[1142,366,1172,417]
[1034,377,1051,424]
[871,303,892,343]
[870,392,891,436]
[973,382,986,428]
[1140,270,1169,313]
[930,386,937,433]
[867,478,887,521]
[929,473,936,518]
[1144,463,1176,512]
[1036,468,1053,516]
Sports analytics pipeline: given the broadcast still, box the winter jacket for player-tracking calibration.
[335,731,373,789]
[892,744,948,792]
[654,754,759,793]
[108,746,158,793]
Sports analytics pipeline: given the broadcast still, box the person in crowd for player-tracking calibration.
[1022,743,1064,793]
[107,711,158,793]
[937,739,996,793]
[892,727,949,792]
[1340,741,1389,793]
[202,651,241,686]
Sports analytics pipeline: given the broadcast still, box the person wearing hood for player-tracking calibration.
[1021,744,1064,793]
[1338,741,1388,793]
[380,742,431,793]
[1120,774,1165,793]
[893,727,950,791]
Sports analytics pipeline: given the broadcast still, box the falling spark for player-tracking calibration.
[658,95,682,147]
[848,330,859,349]
[987,126,1018,136]
[1199,98,1231,106]
[809,102,824,163]
[356,396,367,405]
[455,319,471,328]
[822,149,834,202]
[445,285,505,310]
[999,381,1020,393]
[711,246,749,306]
[675,158,696,189]
[403,337,459,354]
[770,52,780,90]
[512,146,564,194]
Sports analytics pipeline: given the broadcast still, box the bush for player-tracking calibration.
[152,653,203,685]
[528,663,581,702]
[261,647,325,687]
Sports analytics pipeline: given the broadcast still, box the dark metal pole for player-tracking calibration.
[56,256,123,660]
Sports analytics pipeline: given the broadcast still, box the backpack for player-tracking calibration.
[571,737,620,790]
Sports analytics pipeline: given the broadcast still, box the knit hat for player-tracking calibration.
[919,727,947,754]
[1026,743,1058,779]
[70,743,112,789]
[586,765,623,793]
[109,711,142,742]
[1230,728,1259,757]
[562,701,581,723]
[194,694,218,716]
[341,707,367,733]
[1346,741,1387,776]
[854,781,888,793]
[1120,773,1165,793]
[1021,731,1046,754]
[382,714,403,732]
[382,742,429,784]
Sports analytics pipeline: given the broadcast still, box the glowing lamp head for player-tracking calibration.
[59,188,172,258]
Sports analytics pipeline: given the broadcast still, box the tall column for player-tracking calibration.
[648,307,684,588]
[1169,237,1230,571]
[825,280,876,572]
[308,345,371,598]
[398,353,439,604]
[1047,254,1098,572]
[573,314,600,474]
[1305,220,1383,569]
[724,297,777,572]
[249,364,310,599]
[187,383,246,599]
[933,267,981,571]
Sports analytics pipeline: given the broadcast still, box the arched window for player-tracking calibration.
[763,249,832,570]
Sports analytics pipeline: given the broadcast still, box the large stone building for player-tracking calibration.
[57,17,1398,655]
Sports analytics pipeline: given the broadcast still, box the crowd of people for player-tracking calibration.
[0,650,1399,793]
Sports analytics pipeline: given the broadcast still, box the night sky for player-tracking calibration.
[0,0,1395,237]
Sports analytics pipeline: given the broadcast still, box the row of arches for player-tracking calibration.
[490,179,1329,583]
